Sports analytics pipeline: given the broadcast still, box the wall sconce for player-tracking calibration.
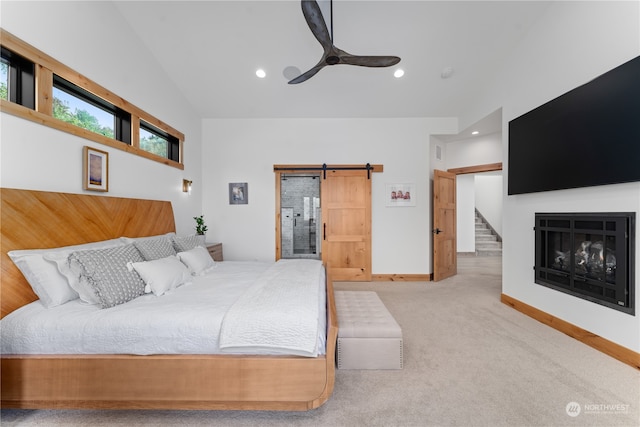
[182,179,192,194]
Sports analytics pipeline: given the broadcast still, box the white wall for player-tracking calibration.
[475,173,503,236]
[0,1,203,236]
[456,172,503,252]
[461,1,640,352]
[202,118,457,275]
[446,132,502,170]
[456,174,476,252]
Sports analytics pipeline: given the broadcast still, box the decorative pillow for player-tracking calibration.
[42,238,128,305]
[133,236,177,261]
[172,234,205,253]
[127,256,191,296]
[66,258,102,305]
[177,246,215,276]
[121,232,176,244]
[68,244,146,309]
[8,237,126,308]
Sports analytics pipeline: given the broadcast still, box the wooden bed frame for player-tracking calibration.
[1,188,338,410]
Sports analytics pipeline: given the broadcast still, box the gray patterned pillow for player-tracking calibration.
[68,244,145,309]
[134,236,176,261]
[172,235,205,252]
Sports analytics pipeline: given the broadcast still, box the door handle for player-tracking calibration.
[323,223,326,241]
[432,228,442,235]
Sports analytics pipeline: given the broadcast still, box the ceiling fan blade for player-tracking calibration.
[340,54,401,67]
[288,63,326,84]
[290,1,401,84]
[301,0,332,52]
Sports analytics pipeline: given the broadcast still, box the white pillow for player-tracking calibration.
[42,238,128,305]
[177,246,215,276]
[8,250,78,308]
[8,237,126,308]
[128,256,192,296]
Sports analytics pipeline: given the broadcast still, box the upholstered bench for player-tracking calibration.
[335,291,403,370]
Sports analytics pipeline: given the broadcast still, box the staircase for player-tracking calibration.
[475,210,502,257]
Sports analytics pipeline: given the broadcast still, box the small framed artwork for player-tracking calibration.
[229,182,248,205]
[83,146,109,192]
[385,183,416,207]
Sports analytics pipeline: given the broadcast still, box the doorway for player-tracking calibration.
[279,174,321,259]
[274,163,382,280]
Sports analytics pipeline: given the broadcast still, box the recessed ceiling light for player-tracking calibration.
[394,69,405,78]
[256,69,266,79]
[472,131,479,135]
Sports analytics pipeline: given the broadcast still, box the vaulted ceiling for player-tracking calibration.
[114,1,550,125]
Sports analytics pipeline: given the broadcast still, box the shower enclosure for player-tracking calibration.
[280,174,321,259]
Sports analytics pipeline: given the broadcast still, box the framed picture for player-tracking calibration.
[229,182,248,205]
[385,183,415,207]
[83,146,109,192]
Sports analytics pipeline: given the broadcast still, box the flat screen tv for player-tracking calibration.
[508,56,640,195]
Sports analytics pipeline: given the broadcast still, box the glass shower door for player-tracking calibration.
[280,174,321,259]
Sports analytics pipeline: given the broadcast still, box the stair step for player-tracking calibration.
[477,242,502,249]
[476,248,503,257]
[474,210,502,257]
[476,234,497,241]
[475,229,492,236]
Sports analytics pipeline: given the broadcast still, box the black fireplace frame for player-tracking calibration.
[534,212,635,315]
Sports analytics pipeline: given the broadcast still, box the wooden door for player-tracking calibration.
[321,169,371,281]
[433,169,457,281]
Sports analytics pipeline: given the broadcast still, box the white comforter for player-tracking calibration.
[1,260,326,356]
[219,259,325,357]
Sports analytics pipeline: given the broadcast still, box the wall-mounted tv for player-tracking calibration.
[508,56,640,195]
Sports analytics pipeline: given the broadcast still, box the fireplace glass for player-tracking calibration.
[535,213,634,315]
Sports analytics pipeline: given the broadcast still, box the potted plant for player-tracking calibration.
[194,215,208,236]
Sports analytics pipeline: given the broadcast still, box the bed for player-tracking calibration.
[0,188,338,410]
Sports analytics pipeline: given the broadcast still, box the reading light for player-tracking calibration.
[256,69,266,78]
[182,179,192,194]
[394,69,405,78]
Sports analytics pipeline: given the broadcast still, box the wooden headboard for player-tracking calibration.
[1,188,176,318]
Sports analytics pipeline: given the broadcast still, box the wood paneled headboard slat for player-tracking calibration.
[0,188,176,318]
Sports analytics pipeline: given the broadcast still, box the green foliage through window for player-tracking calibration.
[0,60,8,100]
[52,87,114,138]
[140,120,178,160]
[140,125,169,157]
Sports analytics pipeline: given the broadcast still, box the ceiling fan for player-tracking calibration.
[288,0,401,84]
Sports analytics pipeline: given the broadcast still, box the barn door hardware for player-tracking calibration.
[274,163,377,179]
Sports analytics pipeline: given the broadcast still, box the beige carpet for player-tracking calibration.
[2,256,639,426]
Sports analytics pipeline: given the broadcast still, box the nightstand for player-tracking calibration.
[206,243,223,262]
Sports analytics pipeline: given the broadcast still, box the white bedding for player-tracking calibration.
[220,259,325,357]
[1,260,327,356]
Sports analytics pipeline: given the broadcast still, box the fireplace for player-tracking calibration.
[534,213,635,315]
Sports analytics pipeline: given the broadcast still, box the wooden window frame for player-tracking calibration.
[0,29,185,170]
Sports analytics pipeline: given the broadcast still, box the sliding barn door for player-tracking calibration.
[321,169,371,281]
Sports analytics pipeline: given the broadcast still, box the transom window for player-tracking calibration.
[0,46,34,109]
[0,30,184,169]
[140,120,179,160]
[1,58,8,101]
